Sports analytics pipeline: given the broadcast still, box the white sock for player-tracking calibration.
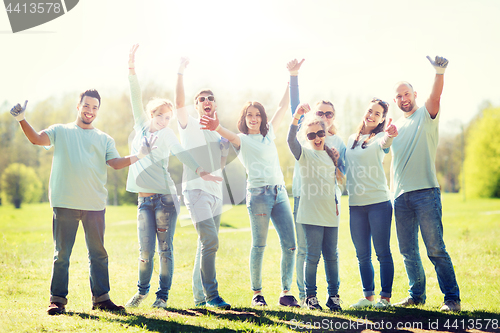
[253,291,263,298]
[280,291,292,297]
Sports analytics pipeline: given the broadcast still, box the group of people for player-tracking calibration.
[10,46,461,315]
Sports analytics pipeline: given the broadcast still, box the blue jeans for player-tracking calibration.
[184,189,222,303]
[349,200,394,298]
[247,185,296,292]
[50,208,110,305]
[293,197,306,300]
[394,188,460,303]
[136,194,179,300]
[303,224,339,297]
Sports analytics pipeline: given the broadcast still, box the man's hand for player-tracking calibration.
[200,111,220,131]
[385,118,398,138]
[286,58,305,76]
[137,134,158,159]
[426,55,448,75]
[129,44,139,69]
[10,100,28,121]
[178,56,190,75]
[198,168,223,183]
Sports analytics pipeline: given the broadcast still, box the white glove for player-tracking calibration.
[136,134,158,159]
[426,55,448,75]
[10,100,28,121]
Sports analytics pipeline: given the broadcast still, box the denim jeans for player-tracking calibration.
[293,197,306,300]
[247,185,296,292]
[394,188,460,303]
[184,189,222,303]
[349,200,394,298]
[136,194,179,300]
[303,224,339,297]
[50,208,110,305]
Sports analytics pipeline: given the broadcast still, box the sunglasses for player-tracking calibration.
[316,111,334,119]
[307,130,326,140]
[372,98,388,107]
[197,95,215,103]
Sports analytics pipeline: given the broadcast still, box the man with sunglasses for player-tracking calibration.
[175,57,230,309]
[391,56,460,312]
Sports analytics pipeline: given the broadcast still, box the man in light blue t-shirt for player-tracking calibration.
[391,56,460,312]
[10,90,154,315]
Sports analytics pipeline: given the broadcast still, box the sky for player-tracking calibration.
[1,0,500,135]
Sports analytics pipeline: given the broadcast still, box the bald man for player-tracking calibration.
[391,56,460,312]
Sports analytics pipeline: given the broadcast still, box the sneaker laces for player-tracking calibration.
[329,295,342,305]
[308,296,319,306]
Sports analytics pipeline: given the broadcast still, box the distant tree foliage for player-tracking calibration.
[1,163,42,208]
[462,106,500,198]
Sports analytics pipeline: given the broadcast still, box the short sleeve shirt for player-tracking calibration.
[391,105,440,199]
[43,122,120,210]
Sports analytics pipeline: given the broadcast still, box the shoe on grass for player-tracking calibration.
[251,294,267,307]
[278,295,300,307]
[47,302,65,315]
[299,298,306,308]
[92,299,125,312]
[394,296,421,307]
[206,296,231,310]
[326,295,342,311]
[440,300,461,312]
[152,298,167,309]
[374,299,391,309]
[305,296,322,310]
[195,301,206,307]
[125,293,148,308]
[350,298,375,309]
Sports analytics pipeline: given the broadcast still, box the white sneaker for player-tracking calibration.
[152,298,167,309]
[299,298,306,308]
[374,299,391,309]
[350,298,375,309]
[125,293,148,308]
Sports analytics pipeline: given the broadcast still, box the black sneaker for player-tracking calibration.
[326,295,342,311]
[305,296,322,310]
[47,302,65,315]
[251,294,267,307]
[92,299,125,312]
[278,295,300,307]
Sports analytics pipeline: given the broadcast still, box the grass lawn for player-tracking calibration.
[0,193,499,332]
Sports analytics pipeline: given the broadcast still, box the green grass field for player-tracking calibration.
[1,193,499,332]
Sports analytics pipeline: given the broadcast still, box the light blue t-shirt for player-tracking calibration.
[236,124,285,189]
[126,74,199,195]
[292,134,345,198]
[345,132,391,206]
[43,122,120,210]
[391,105,440,199]
[296,148,339,227]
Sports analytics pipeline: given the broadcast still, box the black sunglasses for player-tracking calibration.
[197,95,215,103]
[316,111,334,119]
[307,130,326,140]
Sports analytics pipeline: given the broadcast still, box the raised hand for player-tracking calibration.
[178,56,190,75]
[331,147,340,161]
[137,134,158,159]
[200,111,220,131]
[385,118,398,138]
[129,44,139,69]
[294,102,311,117]
[10,100,28,121]
[426,55,448,75]
[286,58,305,76]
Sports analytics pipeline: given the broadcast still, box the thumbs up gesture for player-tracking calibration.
[385,118,398,138]
[10,100,28,122]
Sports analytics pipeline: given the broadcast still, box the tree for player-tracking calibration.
[462,106,500,198]
[1,163,42,208]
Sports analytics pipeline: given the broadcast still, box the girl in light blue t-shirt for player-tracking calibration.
[200,84,301,308]
[345,98,398,309]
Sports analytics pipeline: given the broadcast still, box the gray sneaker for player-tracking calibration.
[152,298,167,309]
[125,293,148,308]
[440,300,461,312]
[394,296,421,307]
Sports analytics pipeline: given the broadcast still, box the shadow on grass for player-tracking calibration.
[65,306,500,332]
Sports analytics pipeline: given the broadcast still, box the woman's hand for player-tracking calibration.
[286,58,305,76]
[385,118,398,138]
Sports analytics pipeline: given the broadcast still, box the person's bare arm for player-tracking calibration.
[200,111,241,148]
[269,84,290,130]
[424,55,448,119]
[108,134,158,170]
[11,100,51,146]
[175,57,190,129]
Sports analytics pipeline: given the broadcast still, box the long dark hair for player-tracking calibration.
[350,98,389,149]
[237,101,269,137]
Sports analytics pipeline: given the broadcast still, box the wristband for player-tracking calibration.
[177,72,184,75]
[215,124,221,131]
[289,70,299,76]
[195,166,205,176]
